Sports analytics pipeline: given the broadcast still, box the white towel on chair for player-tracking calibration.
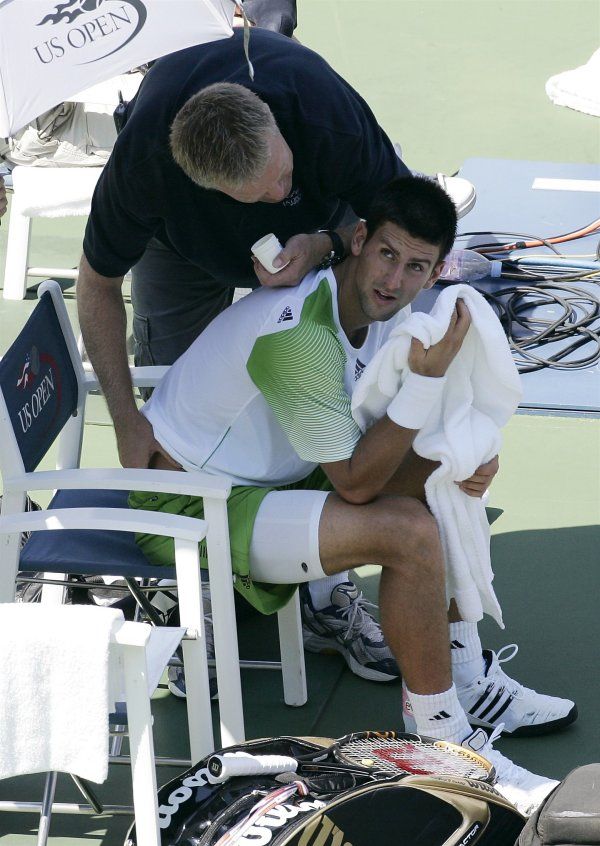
[351,285,522,626]
[12,165,102,217]
[0,604,124,783]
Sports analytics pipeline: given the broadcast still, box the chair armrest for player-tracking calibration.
[130,366,169,388]
[80,366,169,390]
[9,468,232,500]
[0,507,208,541]
[113,620,152,648]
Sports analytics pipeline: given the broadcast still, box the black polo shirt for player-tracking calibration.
[83,28,405,286]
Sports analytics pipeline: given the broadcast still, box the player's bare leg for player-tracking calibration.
[318,492,451,695]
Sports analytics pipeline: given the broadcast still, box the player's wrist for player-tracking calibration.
[387,371,446,430]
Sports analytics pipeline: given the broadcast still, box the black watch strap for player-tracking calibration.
[317,229,345,269]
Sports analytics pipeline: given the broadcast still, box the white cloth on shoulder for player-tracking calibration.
[351,284,522,626]
[0,603,124,784]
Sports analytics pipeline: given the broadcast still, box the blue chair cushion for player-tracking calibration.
[20,488,176,580]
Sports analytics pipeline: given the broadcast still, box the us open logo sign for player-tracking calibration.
[33,0,147,66]
[14,346,61,436]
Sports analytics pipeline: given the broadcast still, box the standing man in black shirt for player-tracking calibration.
[78,28,473,470]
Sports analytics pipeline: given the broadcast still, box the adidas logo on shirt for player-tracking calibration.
[354,359,366,381]
[277,306,294,323]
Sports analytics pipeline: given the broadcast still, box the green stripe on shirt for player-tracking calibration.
[247,278,362,464]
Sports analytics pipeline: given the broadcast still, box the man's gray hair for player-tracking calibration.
[170,83,278,190]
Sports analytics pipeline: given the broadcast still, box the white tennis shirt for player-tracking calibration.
[143,268,408,487]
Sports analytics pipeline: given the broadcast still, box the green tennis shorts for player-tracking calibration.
[128,466,332,615]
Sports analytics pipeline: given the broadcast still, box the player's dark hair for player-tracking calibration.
[365,176,457,260]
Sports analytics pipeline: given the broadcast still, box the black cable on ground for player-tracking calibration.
[451,225,600,372]
[475,280,600,373]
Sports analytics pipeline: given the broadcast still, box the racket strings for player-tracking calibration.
[340,738,490,780]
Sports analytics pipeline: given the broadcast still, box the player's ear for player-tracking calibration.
[425,259,445,289]
[351,220,368,256]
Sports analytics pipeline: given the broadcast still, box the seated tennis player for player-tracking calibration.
[132,176,576,814]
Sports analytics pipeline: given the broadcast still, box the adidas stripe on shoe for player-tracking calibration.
[457,646,577,737]
[403,645,577,737]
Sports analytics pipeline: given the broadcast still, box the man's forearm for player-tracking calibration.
[77,254,136,430]
[384,450,440,502]
[323,414,420,505]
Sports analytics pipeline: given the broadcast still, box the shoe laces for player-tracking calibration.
[496,643,519,665]
[338,593,383,644]
[492,644,529,699]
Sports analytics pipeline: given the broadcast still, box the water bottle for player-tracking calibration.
[441,249,501,282]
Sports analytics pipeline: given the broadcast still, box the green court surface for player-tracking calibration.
[1,1,599,843]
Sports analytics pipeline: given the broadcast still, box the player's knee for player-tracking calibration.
[377,498,442,572]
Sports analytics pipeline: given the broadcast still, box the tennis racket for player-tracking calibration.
[209,731,494,784]
[317,731,495,782]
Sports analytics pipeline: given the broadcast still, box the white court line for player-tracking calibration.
[532,177,600,192]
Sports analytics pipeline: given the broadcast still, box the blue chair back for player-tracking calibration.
[0,291,79,472]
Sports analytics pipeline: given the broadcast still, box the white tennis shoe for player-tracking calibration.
[403,645,577,736]
[456,645,577,736]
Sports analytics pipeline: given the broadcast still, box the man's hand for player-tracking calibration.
[252,231,332,288]
[116,410,182,469]
[409,299,471,378]
[0,175,7,219]
[457,455,499,497]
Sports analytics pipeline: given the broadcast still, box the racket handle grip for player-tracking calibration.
[207,752,298,783]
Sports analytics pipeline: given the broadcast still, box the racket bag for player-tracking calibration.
[517,764,600,846]
[124,736,525,846]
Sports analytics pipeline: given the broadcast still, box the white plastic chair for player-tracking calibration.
[0,603,185,846]
[0,280,307,750]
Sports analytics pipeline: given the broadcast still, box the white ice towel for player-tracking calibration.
[351,285,522,626]
[0,603,124,783]
[12,164,102,217]
[546,48,600,118]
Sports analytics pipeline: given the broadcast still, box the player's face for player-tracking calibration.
[217,131,294,204]
[351,221,445,323]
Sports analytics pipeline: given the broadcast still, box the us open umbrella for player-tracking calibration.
[0,0,236,138]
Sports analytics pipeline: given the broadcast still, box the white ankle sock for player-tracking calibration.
[406,684,472,743]
[450,621,485,686]
[308,572,351,610]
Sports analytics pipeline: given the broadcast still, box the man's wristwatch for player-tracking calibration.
[317,229,346,269]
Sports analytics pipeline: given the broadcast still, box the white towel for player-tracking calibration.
[546,48,600,118]
[351,285,522,626]
[0,604,124,783]
[12,165,102,217]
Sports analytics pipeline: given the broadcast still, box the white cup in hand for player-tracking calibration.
[251,233,289,274]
